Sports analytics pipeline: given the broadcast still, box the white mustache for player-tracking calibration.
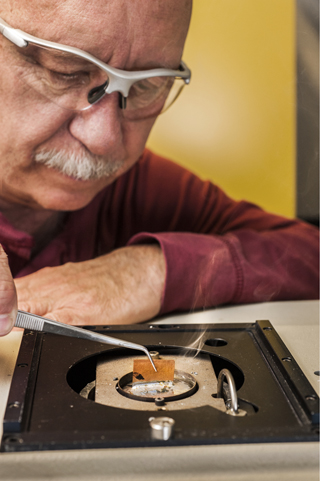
[34,149,123,181]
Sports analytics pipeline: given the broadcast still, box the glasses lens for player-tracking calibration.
[10,39,186,117]
[124,76,185,120]
[15,43,109,111]
[160,77,186,114]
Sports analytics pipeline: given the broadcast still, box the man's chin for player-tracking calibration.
[34,167,118,211]
[36,188,103,211]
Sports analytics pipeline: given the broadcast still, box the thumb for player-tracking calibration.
[0,245,17,336]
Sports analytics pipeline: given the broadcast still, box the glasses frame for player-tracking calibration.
[0,16,191,109]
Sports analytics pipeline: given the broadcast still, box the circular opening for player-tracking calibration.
[117,370,197,403]
[282,357,292,362]
[263,327,272,331]
[18,363,28,368]
[67,346,245,405]
[205,338,228,347]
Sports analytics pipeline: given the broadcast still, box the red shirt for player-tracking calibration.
[1,150,318,314]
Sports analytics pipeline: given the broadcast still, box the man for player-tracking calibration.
[0,0,318,336]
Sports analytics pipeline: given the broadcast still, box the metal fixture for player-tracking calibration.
[149,417,175,440]
[217,369,246,417]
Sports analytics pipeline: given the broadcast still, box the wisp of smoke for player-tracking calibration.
[183,324,208,359]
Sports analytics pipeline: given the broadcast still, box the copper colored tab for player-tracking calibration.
[133,359,175,383]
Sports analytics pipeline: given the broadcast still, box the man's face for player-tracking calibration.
[0,0,191,211]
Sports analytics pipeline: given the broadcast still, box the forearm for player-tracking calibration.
[129,221,319,314]
[92,244,166,323]
[15,245,166,325]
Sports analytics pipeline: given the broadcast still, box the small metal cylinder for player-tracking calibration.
[149,416,175,440]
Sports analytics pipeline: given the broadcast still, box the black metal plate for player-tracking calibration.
[1,321,319,451]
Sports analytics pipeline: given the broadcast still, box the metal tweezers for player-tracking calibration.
[14,310,157,371]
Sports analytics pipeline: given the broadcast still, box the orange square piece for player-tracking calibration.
[133,359,175,383]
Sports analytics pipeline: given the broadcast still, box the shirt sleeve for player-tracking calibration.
[118,150,319,314]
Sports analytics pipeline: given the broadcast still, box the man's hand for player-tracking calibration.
[15,245,166,325]
[0,245,17,335]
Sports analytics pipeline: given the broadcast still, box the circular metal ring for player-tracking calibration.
[117,370,197,402]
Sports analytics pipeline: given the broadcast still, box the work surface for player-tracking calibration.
[0,300,319,481]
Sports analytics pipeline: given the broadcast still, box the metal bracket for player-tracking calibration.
[217,369,246,417]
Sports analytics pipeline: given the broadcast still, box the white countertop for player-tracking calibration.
[0,300,319,481]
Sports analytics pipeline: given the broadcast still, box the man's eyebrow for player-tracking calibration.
[25,44,94,67]
[40,49,82,60]
[25,44,74,59]
[35,48,84,62]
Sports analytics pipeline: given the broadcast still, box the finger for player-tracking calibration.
[43,308,83,325]
[44,311,71,323]
[0,245,17,336]
[18,302,76,325]
[44,307,99,326]
[18,298,54,318]
[33,311,58,321]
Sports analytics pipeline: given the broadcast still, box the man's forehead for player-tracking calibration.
[2,0,191,68]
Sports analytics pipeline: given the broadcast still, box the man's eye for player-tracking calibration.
[128,77,174,109]
[35,68,93,94]
[20,52,91,89]
[48,69,89,84]
[131,77,166,95]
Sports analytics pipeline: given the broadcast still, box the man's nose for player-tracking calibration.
[68,93,124,157]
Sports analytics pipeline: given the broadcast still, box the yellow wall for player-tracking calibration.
[147,0,296,217]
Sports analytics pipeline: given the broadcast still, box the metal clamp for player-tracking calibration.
[217,369,246,417]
